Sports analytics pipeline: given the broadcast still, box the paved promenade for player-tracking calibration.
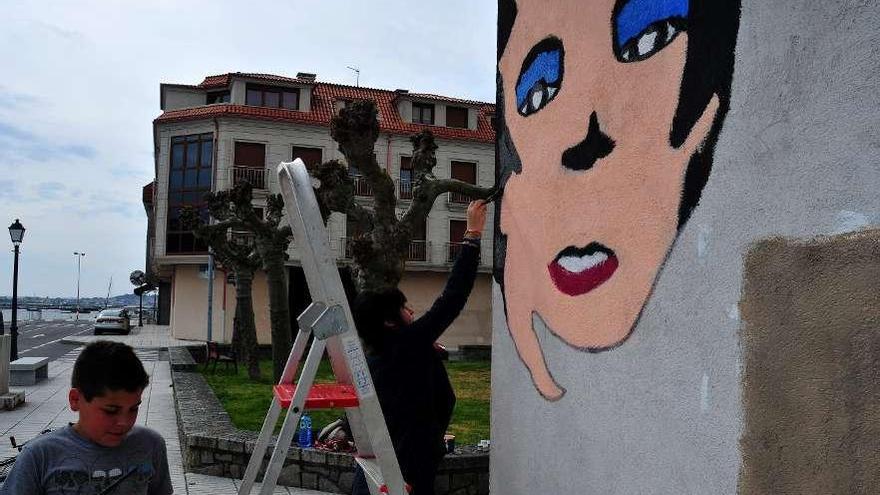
[1,325,331,494]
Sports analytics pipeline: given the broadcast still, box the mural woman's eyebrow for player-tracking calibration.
[614,0,688,48]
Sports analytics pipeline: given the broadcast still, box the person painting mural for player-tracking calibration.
[495,0,741,400]
[350,200,487,495]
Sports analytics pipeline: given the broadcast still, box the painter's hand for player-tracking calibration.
[466,200,487,235]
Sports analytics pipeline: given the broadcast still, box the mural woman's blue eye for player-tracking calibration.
[614,0,688,63]
[515,37,564,117]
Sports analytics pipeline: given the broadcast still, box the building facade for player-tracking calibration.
[144,72,495,349]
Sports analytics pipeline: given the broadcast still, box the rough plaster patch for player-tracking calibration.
[739,229,880,494]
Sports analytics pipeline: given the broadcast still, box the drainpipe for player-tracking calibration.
[206,117,220,343]
[385,134,392,175]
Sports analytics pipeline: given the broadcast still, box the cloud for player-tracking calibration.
[0,120,98,163]
[0,88,38,110]
[34,182,66,200]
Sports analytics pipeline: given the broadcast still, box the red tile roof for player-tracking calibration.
[156,74,495,144]
[198,73,313,89]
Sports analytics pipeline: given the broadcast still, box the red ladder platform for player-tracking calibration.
[273,383,360,409]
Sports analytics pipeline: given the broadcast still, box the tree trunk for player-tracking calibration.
[263,254,292,381]
[232,270,260,380]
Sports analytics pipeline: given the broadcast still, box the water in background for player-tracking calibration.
[1,308,101,323]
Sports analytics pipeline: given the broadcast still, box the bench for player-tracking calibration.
[10,357,50,386]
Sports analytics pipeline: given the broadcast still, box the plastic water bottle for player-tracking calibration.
[298,413,313,448]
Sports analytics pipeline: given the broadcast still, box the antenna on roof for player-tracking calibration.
[346,66,360,87]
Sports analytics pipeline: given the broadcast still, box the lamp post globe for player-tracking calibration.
[7,219,25,361]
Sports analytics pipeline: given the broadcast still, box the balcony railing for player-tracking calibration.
[446,242,464,263]
[341,237,355,259]
[398,179,414,200]
[351,176,373,197]
[407,240,429,262]
[446,242,482,263]
[341,237,430,262]
[447,191,471,205]
[232,166,268,189]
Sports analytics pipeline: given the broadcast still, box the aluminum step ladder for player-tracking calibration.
[238,159,409,495]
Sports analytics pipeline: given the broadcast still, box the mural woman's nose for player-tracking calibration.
[561,111,616,171]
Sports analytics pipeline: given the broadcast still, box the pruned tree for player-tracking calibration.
[181,203,261,380]
[312,100,493,292]
[184,183,294,381]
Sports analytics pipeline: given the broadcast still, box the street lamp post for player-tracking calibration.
[8,219,25,361]
[74,252,85,320]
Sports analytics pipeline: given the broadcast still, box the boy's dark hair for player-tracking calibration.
[71,341,149,401]
[352,288,407,349]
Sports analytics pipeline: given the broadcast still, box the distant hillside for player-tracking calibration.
[0,293,157,309]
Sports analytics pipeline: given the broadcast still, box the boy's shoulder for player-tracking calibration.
[123,425,167,449]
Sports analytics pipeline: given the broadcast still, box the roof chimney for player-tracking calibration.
[296,72,317,82]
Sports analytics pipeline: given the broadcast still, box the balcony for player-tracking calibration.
[351,176,373,197]
[407,240,429,262]
[447,191,471,206]
[398,179,414,200]
[232,166,268,189]
[446,242,482,263]
[341,237,430,262]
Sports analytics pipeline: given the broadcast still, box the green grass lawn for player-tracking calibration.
[200,358,491,445]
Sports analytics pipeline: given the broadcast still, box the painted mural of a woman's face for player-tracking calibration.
[497,0,739,399]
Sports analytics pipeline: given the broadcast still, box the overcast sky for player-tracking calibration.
[0,0,497,298]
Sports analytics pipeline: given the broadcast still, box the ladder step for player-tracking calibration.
[273,383,360,409]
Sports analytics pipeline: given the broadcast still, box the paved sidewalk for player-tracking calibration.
[62,323,199,349]
[0,332,332,494]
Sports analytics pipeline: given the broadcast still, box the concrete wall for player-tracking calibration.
[162,86,205,111]
[171,265,272,344]
[491,0,880,493]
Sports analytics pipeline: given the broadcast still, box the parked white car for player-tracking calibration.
[94,308,131,335]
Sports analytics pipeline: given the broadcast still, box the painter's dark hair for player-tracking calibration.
[71,341,149,401]
[352,289,407,349]
[494,0,741,285]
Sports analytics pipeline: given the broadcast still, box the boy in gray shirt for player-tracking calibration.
[1,341,173,494]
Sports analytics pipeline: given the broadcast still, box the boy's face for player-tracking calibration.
[69,387,143,447]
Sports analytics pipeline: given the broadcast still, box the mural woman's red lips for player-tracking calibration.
[548,245,619,297]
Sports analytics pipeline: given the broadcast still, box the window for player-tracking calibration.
[206,91,230,104]
[446,106,468,129]
[412,103,435,125]
[399,156,413,199]
[166,133,213,254]
[234,142,266,168]
[245,84,299,110]
[449,161,476,204]
[292,146,323,170]
[233,142,267,188]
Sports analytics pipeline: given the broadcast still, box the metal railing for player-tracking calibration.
[398,180,414,200]
[446,242,464,263]
[340,237,430,262]
[232,166,268,189]
[447,191,471,205]
[351,176,373,197]
[407,240,429,262]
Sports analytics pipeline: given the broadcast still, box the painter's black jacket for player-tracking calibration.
[364,238,480,492]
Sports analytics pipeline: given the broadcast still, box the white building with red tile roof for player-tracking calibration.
[143,72,495,350]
